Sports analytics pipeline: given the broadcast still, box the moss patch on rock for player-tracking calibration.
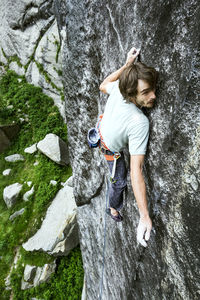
[0,70,83,299]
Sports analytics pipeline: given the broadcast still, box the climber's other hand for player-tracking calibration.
[137,215,152,247]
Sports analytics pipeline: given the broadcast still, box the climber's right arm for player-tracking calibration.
[99,47,140,94]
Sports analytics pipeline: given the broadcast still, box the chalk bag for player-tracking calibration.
[87,128,100,148]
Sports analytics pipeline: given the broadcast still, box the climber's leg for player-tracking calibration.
[106,152,127,212]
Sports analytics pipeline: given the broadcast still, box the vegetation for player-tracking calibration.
[0,71,84,299]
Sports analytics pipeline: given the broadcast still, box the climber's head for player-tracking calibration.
[119,62,158,108]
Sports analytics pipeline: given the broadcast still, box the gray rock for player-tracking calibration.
[3,183,23,208]
[22,262,56,290]
[9,208,25,221]
[50,180,57,186]
[2,169,11,176]
[60,0,200,299]
[33,262,56,286]
[0,0,65,121]
[5,154,25,162]
[21,279,33,290]
[37,133,69,166]
[23,185,79,255]
[64,176,74,187]
[9,61,25,76]
[24,143,37,154]
[23,186,35,202]
[24,265,37,282]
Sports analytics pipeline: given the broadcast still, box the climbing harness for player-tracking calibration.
[96,114,121,183]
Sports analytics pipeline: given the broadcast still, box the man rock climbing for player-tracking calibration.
[99,47,158,247]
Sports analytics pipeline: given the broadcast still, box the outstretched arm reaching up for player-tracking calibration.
[99,47,140,94]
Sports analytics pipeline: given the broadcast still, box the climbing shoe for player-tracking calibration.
[106,208,123,222]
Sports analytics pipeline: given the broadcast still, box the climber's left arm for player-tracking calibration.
[130,154,152,247]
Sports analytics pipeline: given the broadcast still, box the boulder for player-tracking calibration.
[23,184,79,255]
[24,143,37,154]
[50,180,57,186]
[23,186,34,202]
[2,169,11,176]
[5,154,25,162]
[37,133,69,166]
[23,265,37,282]
[3,183,23,208]
[33,262,56,286]
[9,208,25,221]
[21,262,56,290]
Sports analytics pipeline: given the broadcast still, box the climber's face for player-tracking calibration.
[134,79,156,108]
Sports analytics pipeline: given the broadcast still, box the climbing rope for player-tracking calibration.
[99,177,110,300]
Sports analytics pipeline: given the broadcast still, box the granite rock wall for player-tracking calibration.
[0,0,65,119]
[61,0,200,299]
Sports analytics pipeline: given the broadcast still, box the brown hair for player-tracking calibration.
[119,62,158,102]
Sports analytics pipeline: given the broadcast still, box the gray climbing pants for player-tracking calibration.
[106,152,127,211]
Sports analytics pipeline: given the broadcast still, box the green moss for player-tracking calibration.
[54,40,61,64]
[35,61,62,93]
[10,247,83,300]
[8,55,23,68]
[0,70,83,298]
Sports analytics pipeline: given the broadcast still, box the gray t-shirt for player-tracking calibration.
[100,81,149,155]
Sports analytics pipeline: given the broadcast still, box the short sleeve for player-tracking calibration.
[106,81,118,95]
[128,120,149,155]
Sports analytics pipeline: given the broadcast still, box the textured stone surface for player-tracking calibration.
[0,0,65,120]
[3,183,23,208]
[2,169,11,176]
[60,0,200,299]
[5,154,25,162]
[9,208,25,221]
[23,184,79,256]
[21,262,56,289]
[37,133,69,166]
[23,186,35,202]
[24,143,37,154]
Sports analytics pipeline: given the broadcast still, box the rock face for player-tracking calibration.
[0,0,65,120]
[59,1,200,299]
